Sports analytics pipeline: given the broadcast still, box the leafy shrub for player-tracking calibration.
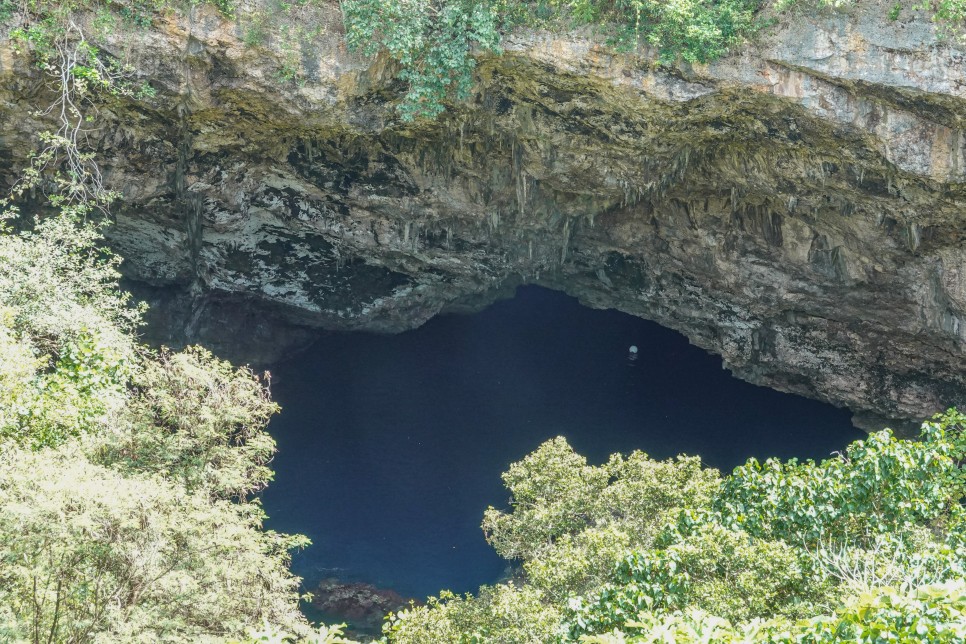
[567,582,966,643]
[341,0,763,120]
[482,437,719,599]
[341,0,502,120]
[0,448,308,643]
[565,523,825,638]
[0,214,137,448]
[715,419,966,544]
[391,417,966,642]
[91,346,279,501]
[383,583,561,643]
[0,214,317,642]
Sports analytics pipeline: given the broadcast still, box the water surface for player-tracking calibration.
[262,286,862,599]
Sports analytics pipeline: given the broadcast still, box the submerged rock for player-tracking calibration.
[309,578,414,638]
[2,1,966,430]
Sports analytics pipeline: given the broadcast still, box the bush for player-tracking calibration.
[341,0,502,120]
[715,419,966,544]
[0,448,308,643]
[482,437,720,599]
[390,418,966,642]
[341,0,763,120]
[0,214,138,448]
[564,526,826,639]
[383,583,561,643]
[567,582,966,643]
[91,346,279,501]
[0,214,315,642]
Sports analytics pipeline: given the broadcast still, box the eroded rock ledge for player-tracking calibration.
[2,1,966,430]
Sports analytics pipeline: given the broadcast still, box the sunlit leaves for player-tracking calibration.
[389,415,966,642]
[341,0,763,120]
[0,448,309,642]
[341,0,502,120]
[715,421,966,545]
[0,214,312,641]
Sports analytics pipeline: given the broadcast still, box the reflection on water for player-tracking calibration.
[261,286,862,599]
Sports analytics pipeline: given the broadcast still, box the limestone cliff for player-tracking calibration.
[2,1,965,430]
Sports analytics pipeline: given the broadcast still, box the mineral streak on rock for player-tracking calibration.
[2,0,965,430]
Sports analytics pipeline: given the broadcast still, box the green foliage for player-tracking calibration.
[390,417,966,642]
[0,214,323,641]
[562,417,966,641]
[341,0,502,120]
[233,621,362,643]
[91,346,279,501]
[0,447,308,643]
[715,418,966,545]
[569,582,966,643]
[788,583,966,643]
[925,0,966,38]
[482,437,720,599]
[564,526,825,638]
[385,440,720,641]
[534,0,762,61]
[482,436,611,560]
[383,583,561,643]
[0,213,137,448]
[340,0,763,119]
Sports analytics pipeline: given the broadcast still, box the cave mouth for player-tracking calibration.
[260,285,862,601]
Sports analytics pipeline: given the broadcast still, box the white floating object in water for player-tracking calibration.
[628,345,638,354]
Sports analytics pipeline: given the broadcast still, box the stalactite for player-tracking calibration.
[410,221,421,251]
[185,193,204,278]
[560,218,571,265]
[174,101,205,292]
[908,222,921,252]
[512,140,527,217]
[335,248,346,271]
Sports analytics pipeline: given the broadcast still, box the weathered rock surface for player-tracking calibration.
[3,1,966,430]
[309,578,412,639]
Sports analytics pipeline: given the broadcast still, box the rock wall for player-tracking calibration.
[2,1,966,429]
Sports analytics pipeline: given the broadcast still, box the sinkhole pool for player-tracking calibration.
[260,285,863,601]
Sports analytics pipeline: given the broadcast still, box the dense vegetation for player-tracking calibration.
[0,44,337,635]
[382,420,966,642]
[4,0,966,120]
[4,0,966,641]
[4,224,965,643]
[341,0,762,119]
[0,207,384,641]
[341,0,966,119]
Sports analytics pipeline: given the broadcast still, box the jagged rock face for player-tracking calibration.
[309,578,412,638]
[2,2,966,429]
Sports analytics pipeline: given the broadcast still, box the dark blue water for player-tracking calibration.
[261,286,862,600]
